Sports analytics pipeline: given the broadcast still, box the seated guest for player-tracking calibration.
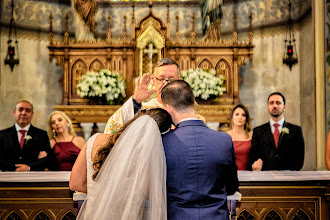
[227,104,252,170]
[326,130,330,170]
[249,92,305,171]
[47,111,85,171]
[0,100,52,171]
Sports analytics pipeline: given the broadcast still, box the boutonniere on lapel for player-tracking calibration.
[24,135,32,144]
[280,127,289,137]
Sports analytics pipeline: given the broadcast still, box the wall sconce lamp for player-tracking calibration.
[4,0,20,71]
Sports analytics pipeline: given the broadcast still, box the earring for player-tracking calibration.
[52,129,56,138]
[67,124,70,131]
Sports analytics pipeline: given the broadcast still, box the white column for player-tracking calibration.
[206,122,219,131]
[96,122,107,134]
[80,123,94,141]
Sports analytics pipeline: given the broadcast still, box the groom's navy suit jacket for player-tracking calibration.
[162,120,239,220]
[249,121,305,171]
[0,125,52,171]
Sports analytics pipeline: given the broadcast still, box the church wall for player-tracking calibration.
[239,30,301,129]
[0,32,62,131]
[299,13,316,170]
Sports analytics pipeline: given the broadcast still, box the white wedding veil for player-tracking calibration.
[78,115,167,220]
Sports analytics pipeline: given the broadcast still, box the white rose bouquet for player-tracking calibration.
[181,68,226,100]
[77,69,126,105]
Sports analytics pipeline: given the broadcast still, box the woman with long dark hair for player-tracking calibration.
[227,104,253,170]
[70,108,172,219]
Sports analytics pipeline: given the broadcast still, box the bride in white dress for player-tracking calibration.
[70,108,172,220]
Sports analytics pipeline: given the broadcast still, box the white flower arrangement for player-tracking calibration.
[76,69,126,104]
[24,135,32,144]
[181,68,226,100]
[281,127,290,137]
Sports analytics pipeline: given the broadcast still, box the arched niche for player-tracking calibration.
[215,58,232,96]
[136,26,165,76]
[198,58,214,70]
[89,58,105,72]
[71,59,88,98]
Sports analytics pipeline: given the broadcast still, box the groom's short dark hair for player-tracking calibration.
[161,80,194,112]
[268,92,286,105]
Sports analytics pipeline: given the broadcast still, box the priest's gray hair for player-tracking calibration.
[154,58,180,77]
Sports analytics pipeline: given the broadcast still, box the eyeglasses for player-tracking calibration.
[155,77,175,84]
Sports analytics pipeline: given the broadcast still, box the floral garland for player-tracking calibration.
[76,69,126,104]
[181,68,226,100]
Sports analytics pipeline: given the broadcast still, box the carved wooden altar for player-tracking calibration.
[48,3,254,125]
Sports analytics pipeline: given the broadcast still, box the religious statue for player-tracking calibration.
[71,0,97,41]
[200,0,223,36]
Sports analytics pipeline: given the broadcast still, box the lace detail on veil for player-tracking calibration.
[78,116,167,220]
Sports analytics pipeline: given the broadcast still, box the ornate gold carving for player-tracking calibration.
[64,14,69,45]
[175,15,180,43]
[238,56,246,66]
[72,61,87,95]
[215,60,229,90]
[89,59,105,71]
[136,26,165,49]
[205,20,221,40]
[123,14,127,43]
[233,13,238,45]
[107,16,112,44]
[249,12,253,45]
[53,105,121,122]
[49,13,54,45]
[141,17,161,30]
[199,58,214,70]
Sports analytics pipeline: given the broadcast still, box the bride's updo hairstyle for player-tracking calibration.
[93,108,173,179]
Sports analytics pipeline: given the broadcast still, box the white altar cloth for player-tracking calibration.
[1,171,329,182]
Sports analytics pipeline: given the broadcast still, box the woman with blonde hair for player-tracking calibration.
[226,104,253,170]
[47,111,85,171]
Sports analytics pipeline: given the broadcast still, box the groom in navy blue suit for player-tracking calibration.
[161,80,239,220]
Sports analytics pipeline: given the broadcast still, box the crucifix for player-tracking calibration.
[144,43,158,74]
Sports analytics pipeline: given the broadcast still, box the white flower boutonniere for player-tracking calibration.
[281,127,289,137]
[24,135,32,144]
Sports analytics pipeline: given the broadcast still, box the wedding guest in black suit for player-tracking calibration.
[0,100,52,171]
[249,92,305,171]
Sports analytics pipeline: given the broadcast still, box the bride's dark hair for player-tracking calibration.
[92,108,173,180]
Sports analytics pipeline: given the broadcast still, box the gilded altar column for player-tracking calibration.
[139,49,143,77]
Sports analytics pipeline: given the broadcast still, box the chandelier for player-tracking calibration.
[282,0,298,71]
[4,0,20,71]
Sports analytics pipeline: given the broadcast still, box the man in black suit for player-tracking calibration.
[249,92,305,171]
[0,100,52,171]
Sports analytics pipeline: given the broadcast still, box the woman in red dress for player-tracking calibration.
[226,104,253,170]
[47,111,86,171]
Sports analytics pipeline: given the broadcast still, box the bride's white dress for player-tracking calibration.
[77,115,167,220]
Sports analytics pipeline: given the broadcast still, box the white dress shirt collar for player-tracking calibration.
[178,117,200,124]
[269,118,284,134]
[15,123,31,132]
